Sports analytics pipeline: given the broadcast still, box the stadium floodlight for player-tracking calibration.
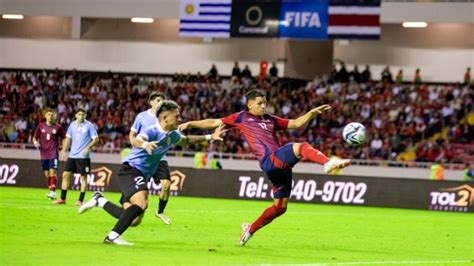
[131,17,154,23]
[402,22,427,28]
[2,14,24,20]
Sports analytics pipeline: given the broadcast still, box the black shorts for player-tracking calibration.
[117,163,148,203]
[153,160,171,181]
[64,158,91,175]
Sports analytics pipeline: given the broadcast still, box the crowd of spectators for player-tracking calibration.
[0,64,472,164]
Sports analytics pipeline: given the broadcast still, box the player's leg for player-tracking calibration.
[104,190,147,246]
[103,163,148,245]
[76,158,91,205]
[240,147,295,245]
[240,169,291,246]
[154,160,172,224]
[79,186,124,219]
[123,201,145,227]
[54,158,74,204]
[46,160,58,199]
[293,142,350,174]
[79,192,143,225]
[43,169,51,196]
[40,159,52,197]
[49,159,59,191]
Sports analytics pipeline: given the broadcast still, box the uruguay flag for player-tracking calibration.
[179,0,232,38]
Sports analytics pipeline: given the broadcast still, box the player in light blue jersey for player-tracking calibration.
[54,108,99,206]
[78,100,226,245]
[129,92,174,224]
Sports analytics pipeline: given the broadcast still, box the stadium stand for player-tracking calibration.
[0,66,472,164]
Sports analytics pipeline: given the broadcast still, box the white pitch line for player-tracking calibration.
[254,260,473,266]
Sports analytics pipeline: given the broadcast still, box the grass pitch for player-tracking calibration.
[0,187,472,265]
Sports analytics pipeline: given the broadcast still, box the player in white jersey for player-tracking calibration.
[129,92,174,224]
[78,100,226,246]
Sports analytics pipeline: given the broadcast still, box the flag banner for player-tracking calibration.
[328,0,381,39]
[279,0,329,40]
[180,0,232,38]
[180,0,381,40]
[230,0,281,38]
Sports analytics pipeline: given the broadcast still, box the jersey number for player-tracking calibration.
[134,176,145,187]
[258,123,268,130]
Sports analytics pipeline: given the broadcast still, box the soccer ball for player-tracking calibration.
[342,122,366,146]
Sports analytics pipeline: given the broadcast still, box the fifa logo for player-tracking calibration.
[429,184,474,212]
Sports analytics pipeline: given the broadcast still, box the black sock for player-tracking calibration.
[112,204,144,235]
[79,192,86,202]
[61,189,67,200]
[158,199,168,214]
[104,202,123,219]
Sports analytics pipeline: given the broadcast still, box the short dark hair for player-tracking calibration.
[245,89,266,103]
[148,92,166,102]
[75,108,86,114]
[156,100,180,117]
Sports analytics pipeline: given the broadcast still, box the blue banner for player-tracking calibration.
[279,0,329,40]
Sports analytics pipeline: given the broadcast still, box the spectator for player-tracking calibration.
[337,62,349,83]
[0,68,469,165]
[242,65,252,79]
[360,65,371,83]
[464,67,471,85]
[231,62,241,78]
[396,69,403,84]
[414,68,422,84]
[349,65,361,83]
[207,64,219,81]
[269,62,278,78]
[381,66,393,83]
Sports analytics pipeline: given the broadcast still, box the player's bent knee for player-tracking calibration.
[136,200,148,210]
[161,180,171,190]
[131,214,144,227]
[275,206,287,216]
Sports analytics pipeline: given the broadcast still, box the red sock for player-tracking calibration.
[299,142,329,165]
[249,202,287,234]
[50,176,57,192]
[45,176,51,189]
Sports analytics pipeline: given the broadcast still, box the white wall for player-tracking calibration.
[1,21,471,81]
[2,0,473,23]
[334,24,474,83]
[0,37,286,76]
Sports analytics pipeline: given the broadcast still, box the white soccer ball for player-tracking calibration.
[342,122,366,146]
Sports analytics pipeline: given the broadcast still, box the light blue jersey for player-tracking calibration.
[66,120,98,158]
[131,109,167,161]
[124,123,184,180]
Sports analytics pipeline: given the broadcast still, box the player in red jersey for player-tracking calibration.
[178,89,350,246]
[33,108,66,199]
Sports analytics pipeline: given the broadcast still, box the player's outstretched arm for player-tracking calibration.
[178,124,227,146]
[178,119,223,131]
[287,104,331,129]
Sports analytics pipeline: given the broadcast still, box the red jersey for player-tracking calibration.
[221,111,289,162]
[33,122,65,160]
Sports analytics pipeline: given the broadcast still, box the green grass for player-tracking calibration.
[0,187,472,266]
